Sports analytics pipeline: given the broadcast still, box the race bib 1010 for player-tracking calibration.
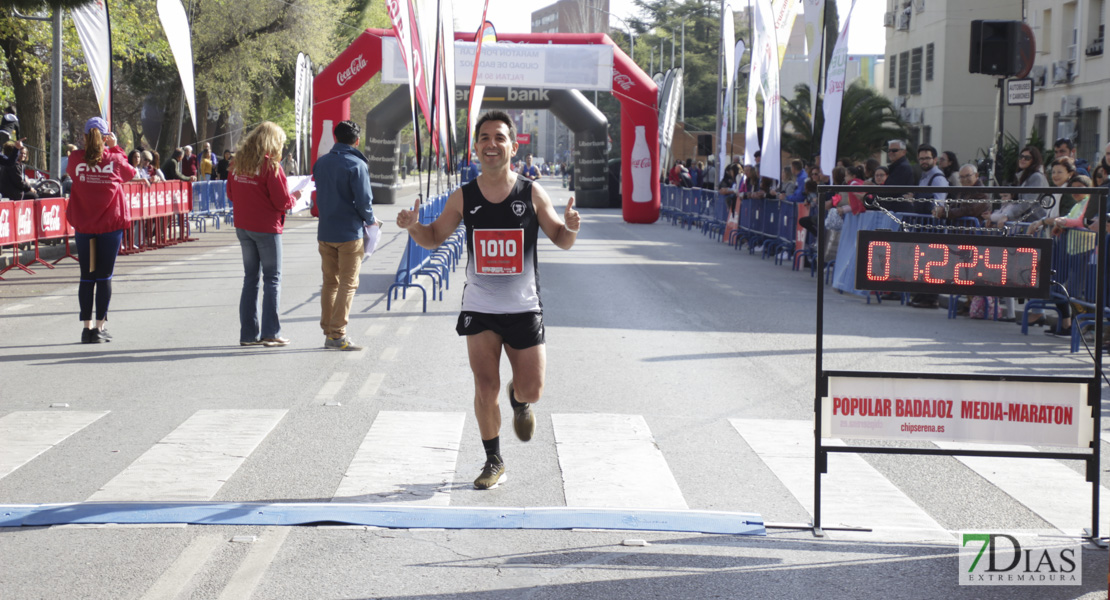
[474,228,524,275]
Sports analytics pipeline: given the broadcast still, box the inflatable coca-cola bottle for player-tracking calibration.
[630,126,651,203]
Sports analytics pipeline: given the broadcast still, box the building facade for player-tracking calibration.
[883,0,1023,167]
[1025,0,1108,166]
[529,0,609,165]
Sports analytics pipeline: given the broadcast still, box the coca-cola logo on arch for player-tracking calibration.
[630,157,652,169]
[336,54,368,86]
[613,74,634,91]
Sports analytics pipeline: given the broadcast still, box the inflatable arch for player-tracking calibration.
[312,29,660,223]
[364,85,608,207]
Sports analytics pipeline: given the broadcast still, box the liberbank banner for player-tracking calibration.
[822,376,1091,448]
[382,39,614,91]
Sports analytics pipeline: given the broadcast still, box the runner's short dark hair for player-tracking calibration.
[334,120,360,145]
[474,111,516,143]
[917,144,938,158]
[1054,137,1075,150]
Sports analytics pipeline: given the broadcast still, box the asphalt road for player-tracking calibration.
[0,181,1106,599]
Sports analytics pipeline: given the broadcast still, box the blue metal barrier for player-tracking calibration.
[388,191,464,313]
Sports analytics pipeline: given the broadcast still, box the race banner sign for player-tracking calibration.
[382,39,614,92]
[822,375,1091,448]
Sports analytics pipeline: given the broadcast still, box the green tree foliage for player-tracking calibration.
[781,81,909,164]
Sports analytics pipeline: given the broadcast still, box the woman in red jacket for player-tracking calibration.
[227,121,301,347]
[65,117,138,343]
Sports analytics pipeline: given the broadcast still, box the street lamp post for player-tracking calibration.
[588,5,635,62]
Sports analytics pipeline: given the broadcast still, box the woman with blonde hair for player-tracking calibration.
[227,121,301,347]
[65,117,138,343]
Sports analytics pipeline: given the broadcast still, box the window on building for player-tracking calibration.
[1088,0,1104,45]
[910,47,923,94]
[1033,114,1048,143]
[888,54,897,89]
[1078,109,1101,160]
[898,50,910,95]
[922,125,932,146]
[907,126,921,151]
[926,44,934,81]
[1042,9,1053,52]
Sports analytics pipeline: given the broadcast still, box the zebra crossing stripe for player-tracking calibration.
[333,411,465,505]
[88,410,287,502]
[935,441,1110,536]
[0,411,109,480]
[552,413,687,510]
[730,419,952,542]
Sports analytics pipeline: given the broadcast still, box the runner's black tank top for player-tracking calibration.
[460,176,541,313]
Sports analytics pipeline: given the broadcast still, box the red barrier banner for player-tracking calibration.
[11,200,36,244]
[0,200,14,246]
[126,184,141,220]
[155,185,168,217]
[35,197,71,240]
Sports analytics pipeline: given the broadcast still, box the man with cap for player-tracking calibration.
[0,106,18,145]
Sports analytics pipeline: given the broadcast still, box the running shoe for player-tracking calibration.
[97,328,112,340]
[324,336,364,351]
[473,458,505,489]
[507,380,535,442]
[240,339,264,346]
[261,337,290,347]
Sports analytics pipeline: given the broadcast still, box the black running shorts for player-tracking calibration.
[456,311,545,350]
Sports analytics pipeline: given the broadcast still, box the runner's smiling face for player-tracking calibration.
[476,121,518,171]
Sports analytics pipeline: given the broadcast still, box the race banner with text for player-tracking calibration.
[822,376,1092,447]
[382,39,613,91]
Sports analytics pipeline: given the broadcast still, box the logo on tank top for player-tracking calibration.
[511,200,526,217]
[464,315,472,328]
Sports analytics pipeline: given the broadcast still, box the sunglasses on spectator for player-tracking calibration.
[1019,154,1032,160]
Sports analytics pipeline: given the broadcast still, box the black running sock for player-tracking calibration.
[482,436,501,462]
[509,388,526,411]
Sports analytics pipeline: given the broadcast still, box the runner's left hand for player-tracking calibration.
[564,198,580,232]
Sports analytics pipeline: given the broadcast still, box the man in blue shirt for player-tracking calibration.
[313,120,381,351]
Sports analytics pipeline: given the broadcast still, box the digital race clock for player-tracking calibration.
[855,230,1053,298]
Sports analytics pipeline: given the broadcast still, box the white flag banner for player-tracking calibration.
[718,2,734,174]
[721,39,745,173]
[72,0,112,122]
[757,0,781,181]
[156,0,197,134]
[771,0,799,69]
[821,0,857,176]
[802,0,825,123]
[294,52,305,172]
[743,30,763,167]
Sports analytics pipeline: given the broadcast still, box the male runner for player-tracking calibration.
[396,111,580,489]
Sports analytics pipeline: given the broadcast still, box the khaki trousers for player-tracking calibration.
[319,238,364,339]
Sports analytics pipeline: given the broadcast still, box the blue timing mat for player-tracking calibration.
[0,503,765,535]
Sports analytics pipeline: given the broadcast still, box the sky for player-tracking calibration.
[453,0,887,56]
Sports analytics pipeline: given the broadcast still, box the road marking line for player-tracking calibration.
[363,323,384,338]
[216,526,292,600]
[313,372,349,404]
[334,411,465,505]
[358,373,385,399]
[148,266,166,272]
[935,441,1110,536]
[730,419,952,542]
[3,304,31,312]
[405,315,419,323]
[40,295,64,302]
[552,413,687,510]
[379,346,398,361]
[0,411,109,480]
[88,409,287,501]
[139,534,224,600]
[397,325,412,336]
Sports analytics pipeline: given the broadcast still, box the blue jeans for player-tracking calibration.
[236,228,283,342]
